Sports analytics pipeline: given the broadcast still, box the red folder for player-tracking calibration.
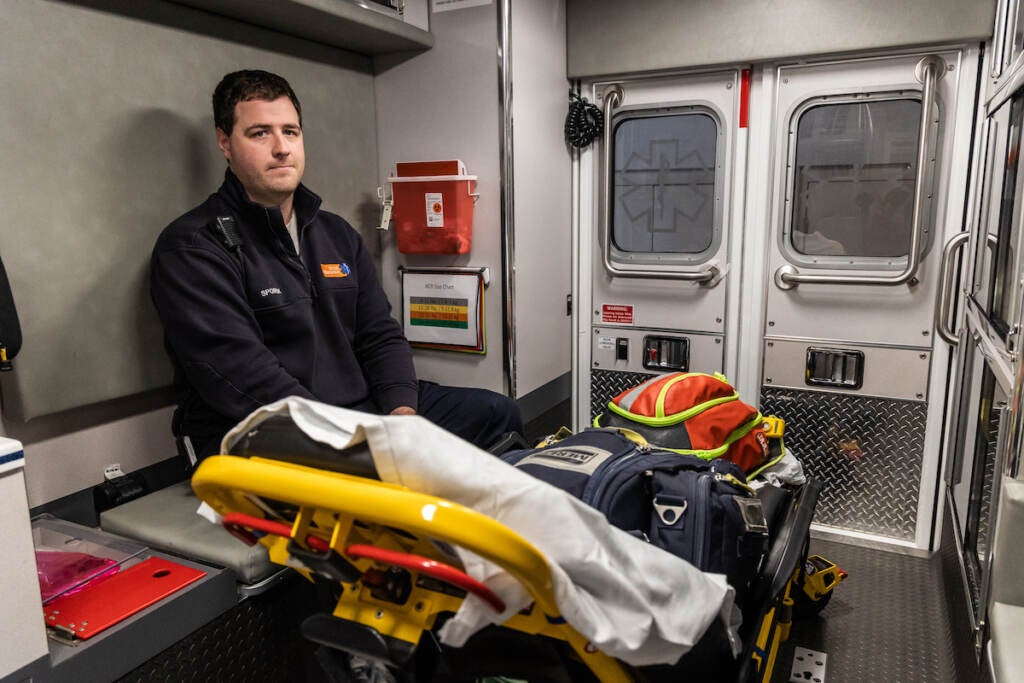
[43,556,206,640]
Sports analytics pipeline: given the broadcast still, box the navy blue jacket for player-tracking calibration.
[151,170,418,446]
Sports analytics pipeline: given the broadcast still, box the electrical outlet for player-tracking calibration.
[789,646,827,682]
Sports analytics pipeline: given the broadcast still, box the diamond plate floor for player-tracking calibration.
[771,538,980,683]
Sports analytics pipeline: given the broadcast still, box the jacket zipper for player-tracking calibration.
[300,258,318,302]
[267,208,318,303]
[281,250,317,304]
[297,216,318,302]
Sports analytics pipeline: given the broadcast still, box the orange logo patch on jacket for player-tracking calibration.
[321,263,351,278]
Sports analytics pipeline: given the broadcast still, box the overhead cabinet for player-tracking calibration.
[170,0,433,55]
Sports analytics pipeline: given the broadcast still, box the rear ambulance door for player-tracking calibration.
[944,43,1024,651]
[756,49,979,551]
[576,70,744,422]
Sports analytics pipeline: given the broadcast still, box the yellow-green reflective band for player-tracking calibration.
[717,472,755,494]
[657,444,721,460]
[615,427,650,448]
[746,438,787,482]
[606,390,739,427]
[590,416,650,448]
[654,412,763,460]
[611,374,668,414]
[655,373,695,418]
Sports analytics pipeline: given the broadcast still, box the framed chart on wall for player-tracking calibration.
[400,267,487,354]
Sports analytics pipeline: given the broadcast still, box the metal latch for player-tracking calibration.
[805,347,864,390]
[643,335,689,372]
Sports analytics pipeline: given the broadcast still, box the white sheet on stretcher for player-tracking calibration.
[222,397,736,667]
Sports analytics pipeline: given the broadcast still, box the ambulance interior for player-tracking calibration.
[2,1,1023,682]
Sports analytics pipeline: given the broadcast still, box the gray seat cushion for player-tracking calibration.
[100,481,275,584]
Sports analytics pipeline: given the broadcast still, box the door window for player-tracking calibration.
[1011,0,1024,73]
[961,364,1006,618]
[984,95,1024,339]
[611,110,721,263]
[784,97,926,263]
[971,102,1010,321]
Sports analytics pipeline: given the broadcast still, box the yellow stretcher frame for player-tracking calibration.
[193,452,827,682]
[192,454,636,683]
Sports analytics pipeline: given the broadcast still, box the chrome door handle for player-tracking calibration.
[935,232,970,345]
[775,55,945,290]
[599,85,719,285]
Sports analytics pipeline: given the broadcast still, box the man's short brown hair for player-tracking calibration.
[213,70,302,135]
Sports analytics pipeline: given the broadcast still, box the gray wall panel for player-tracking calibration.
[0,0,377,420]
[374,4,506,394]
[567,0,995,78]
[512,0,573,400]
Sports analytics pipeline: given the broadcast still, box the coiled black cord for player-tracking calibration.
[564,91,603,149]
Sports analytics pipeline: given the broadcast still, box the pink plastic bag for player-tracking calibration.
[35,550,119,602]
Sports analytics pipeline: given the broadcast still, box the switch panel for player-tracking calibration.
[615,338,629,361]
[592,328,721,375]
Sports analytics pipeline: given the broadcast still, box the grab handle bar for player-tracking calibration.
[935,232,970,345]
[775,55,945,290]
[599,85,719,285]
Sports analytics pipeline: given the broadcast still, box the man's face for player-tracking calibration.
[216,96,305,207]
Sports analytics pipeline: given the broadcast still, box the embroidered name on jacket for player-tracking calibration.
[260,287,283,297]
[321,263,351,278]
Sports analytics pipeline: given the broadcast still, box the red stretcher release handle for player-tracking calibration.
[221,513,505,613]
[222,512,330,552]
[346,544,506,614]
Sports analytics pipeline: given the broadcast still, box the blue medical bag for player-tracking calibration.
[501,428,770,594]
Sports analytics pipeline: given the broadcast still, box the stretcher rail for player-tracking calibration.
[192,454,634,683]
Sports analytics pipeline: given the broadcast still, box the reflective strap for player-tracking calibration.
[655,373,695,418]
[612,373,672,413]
[657,412,764,461]
[746,438,787,481]
[615,427,650,448]
[716,472,756,495]
[607,388,739,427]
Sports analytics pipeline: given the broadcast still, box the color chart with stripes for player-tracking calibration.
[408,296,469,329]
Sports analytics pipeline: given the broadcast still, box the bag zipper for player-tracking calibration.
[694,472,710,567]
[582,438,651,505]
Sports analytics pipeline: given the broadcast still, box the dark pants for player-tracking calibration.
[185,381,523,465]
[414,380,524,450]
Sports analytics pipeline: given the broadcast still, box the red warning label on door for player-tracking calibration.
[601,304,634,325]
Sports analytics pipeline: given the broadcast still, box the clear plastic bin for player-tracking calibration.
[32,514,147,604]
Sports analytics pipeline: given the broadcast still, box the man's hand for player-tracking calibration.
[390,406,416,416]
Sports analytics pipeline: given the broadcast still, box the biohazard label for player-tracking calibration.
[601,304,634,325]
[425,192,444,228]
